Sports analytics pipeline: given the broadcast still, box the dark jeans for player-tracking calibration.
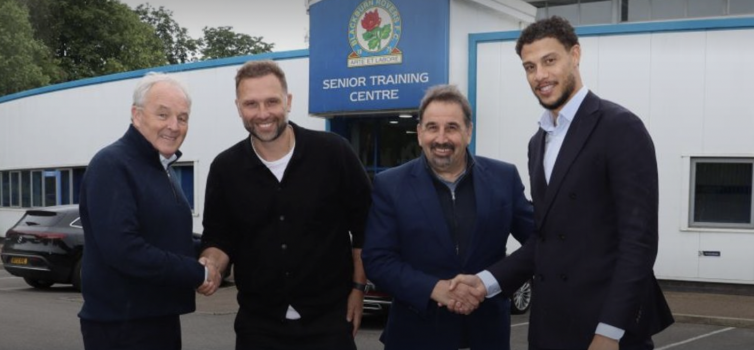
[80,315,181,350]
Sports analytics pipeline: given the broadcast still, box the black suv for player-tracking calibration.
[1,206,84,290]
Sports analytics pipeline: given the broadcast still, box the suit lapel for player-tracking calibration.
[539,92,601,226]
[409,159,457,257]
[530,129,548,228]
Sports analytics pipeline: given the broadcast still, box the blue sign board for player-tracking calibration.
[309,0,450,115]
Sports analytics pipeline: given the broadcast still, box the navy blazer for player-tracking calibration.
[362,154,533,350]
[489,92,674,349]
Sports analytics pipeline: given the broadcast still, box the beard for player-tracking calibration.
[245,117,288,142]
[538,72,576,111]
[427,142,455,170]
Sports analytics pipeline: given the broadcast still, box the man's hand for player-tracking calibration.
[445,274,486,314]
[448,274,486,297]
[431,280,481,315]
[346,288,364,336]
[587,334,619,350]
[196,257,222,296]
[196,247,230,296]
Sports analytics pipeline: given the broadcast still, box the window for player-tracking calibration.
[1,172,8,207]
[44,170,57,207]
[690,158,754,229]
[10,171,20,207]
[21,171,31,207]
[1,165,191,210]
[70,217,82,229]
[60,169,72,205]
[32,171,43,207]
[0,167,85,209]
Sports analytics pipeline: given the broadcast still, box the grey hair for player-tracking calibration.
[132,72,192,109]
[418,84,472,127]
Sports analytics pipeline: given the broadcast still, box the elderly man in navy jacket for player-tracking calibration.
[78,72,217,350]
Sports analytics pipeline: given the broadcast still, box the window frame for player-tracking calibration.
[172,161,197,213]
[689,157,754,229]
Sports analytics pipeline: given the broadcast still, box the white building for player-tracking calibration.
[1,0,753,285]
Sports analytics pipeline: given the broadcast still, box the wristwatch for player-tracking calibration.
[352,282,367,292]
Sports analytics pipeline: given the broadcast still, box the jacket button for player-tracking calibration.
[279,215,285,221]
[569,193,577,199]
[281,244,287,250]
[560,274,568,281]
[558,234,565,240]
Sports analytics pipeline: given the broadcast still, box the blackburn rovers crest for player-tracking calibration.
[348,0,403,68]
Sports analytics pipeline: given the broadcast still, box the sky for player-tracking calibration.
[120,0,311,52]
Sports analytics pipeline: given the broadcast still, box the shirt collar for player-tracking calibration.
[421,150,475,183]
[160,154,177,170]
[538,85,589,132]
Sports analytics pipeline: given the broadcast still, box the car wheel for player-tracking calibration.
[23,277,54,289]
[510,279,532,315]
[71,259,83,292]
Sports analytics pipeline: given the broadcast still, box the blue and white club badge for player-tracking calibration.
[348,0,403,68]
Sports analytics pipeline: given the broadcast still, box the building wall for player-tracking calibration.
[449,0,532,94]
[0,53,320,236]
[472,18,754,284]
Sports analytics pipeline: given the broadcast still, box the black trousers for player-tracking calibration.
[80,315,182,350]
[529,338,654,350]
[234,301,356,350]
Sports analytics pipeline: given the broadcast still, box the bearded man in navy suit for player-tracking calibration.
[450,16,674,350]
[362,85,534,350]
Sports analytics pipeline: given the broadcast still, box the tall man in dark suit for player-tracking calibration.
[450,16,674,350]
[362,85,534,350]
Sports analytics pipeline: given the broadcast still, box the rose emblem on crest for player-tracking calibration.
[360,10,392,51]
[348,0,402,67]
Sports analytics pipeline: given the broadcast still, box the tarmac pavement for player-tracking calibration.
[663,290,754,329]
[2,237,753,331]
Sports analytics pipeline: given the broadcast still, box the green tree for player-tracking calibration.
[54,0,167,81]
[18,0,60,54]
[199,26,274,60]
[0,0,57,96]
[134,3,199,64]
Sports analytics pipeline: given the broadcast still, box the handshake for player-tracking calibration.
[196,256,224,296]
[195,247,230,296]
[432,274,487,315]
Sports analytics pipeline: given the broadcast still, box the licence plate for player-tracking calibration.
[10,257,28,265]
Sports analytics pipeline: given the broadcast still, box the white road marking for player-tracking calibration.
[656,327,735,350]
[511,322,529,328]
